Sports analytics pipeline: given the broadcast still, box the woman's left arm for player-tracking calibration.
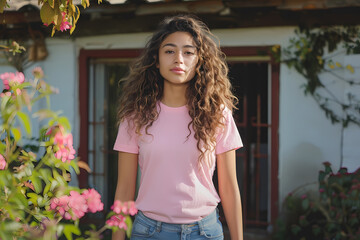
[217,149,243,240]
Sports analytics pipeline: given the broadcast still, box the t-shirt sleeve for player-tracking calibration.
[113,118,139,154]
[215,107,243,155]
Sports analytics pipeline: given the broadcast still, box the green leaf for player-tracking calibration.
[40,1,55,25]
[16,111,32,136]
[53,169,66,187]
[291,224,301,235]
[43,182,51,194]
[125,215,133,238]
[0,140,5,149]
[1,95,10,112]
[56,224,65,239]
[30,173,43,193]
[302,198,309,210]
[0,221,22,233]
[48,0,54,8]
[10,127,21,142]
[27,192,39,204]
[33,109,58,121]
[0,0,8,13]
[70,160,80,174]
[318,170,326,182]
[81,0,90,8]
[39,168,52,184]
[58,116,71,131]
[9,192,28,210]
[63,224,81,240]
[50,179,59,191]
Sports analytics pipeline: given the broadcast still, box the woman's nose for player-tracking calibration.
[174,52,184,64]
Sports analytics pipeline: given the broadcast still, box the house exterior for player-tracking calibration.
[1,0,359,234]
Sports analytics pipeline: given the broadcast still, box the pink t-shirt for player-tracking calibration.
[114,102,242,223]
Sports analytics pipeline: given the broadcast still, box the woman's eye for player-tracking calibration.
[185,51,195,55]
[165,50,174,54]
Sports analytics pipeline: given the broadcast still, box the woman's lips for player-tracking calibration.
[171,67,185,74]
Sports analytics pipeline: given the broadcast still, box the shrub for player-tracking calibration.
[273,162,360,240]
[0,68,136,239]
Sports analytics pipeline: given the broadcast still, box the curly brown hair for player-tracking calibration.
[117,14,237,163]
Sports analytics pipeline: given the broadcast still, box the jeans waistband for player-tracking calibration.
[135,209,219,233]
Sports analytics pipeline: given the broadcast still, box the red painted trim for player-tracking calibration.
[78,49,89,188]
[222,46,271,57]
[78,49,142,188]
[270,60,280,224]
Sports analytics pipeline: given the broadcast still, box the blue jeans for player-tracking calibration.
[130,209,224,240]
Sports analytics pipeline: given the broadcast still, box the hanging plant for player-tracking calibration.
[0,0,102,36]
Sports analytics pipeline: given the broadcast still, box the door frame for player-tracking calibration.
[78,46,280,224]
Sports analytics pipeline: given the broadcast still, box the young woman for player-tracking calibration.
[112,15,243,240]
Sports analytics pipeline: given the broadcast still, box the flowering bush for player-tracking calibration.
[0,68,136,239]
[273,162,360,240]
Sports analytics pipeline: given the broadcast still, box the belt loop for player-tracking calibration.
[156,221,162,232]
[197,218,205,236]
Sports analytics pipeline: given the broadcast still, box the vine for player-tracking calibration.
[272,26,360,128]
[272,26,360,167]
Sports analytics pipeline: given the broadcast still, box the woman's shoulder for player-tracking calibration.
[220,104,233,118]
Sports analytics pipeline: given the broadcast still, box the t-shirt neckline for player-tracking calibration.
[159,101,188,112]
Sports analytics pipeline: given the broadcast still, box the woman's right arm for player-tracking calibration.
[112,152,139,240]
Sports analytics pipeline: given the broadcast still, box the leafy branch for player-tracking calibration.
[272,26,360,128]
[0,0,103,36]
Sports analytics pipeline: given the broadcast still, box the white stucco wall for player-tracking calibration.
[1,26,359,211]
[43,38,78,146]
[76,27,359,205]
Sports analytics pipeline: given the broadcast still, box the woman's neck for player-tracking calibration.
[161,82,188,107]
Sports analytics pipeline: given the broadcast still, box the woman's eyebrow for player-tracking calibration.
[162,43,196,49]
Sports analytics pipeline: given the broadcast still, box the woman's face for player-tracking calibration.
[157,31,199,86]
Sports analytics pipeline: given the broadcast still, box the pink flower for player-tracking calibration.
[319,188,325,193]
[128,201,138,216]
[60,12,71,32]
[0,154,6,170]
[82,189,104,213]
[32,67,44,79]
[0,72,25,90]
[323,161,331,166]
[339,192,347,199]
[50,195,70,218]
[110,200,138,216]
[43,12,71,32]
[301,194,307,199]
[111,200,128,215]
[106,215,128,230]
[68,191,87,220]
[50,191,87,220]
[54,145,76,163]
[50,189,105,220]
[121,203,128,215]
[111,200,123,214]
[51,126,76,163]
